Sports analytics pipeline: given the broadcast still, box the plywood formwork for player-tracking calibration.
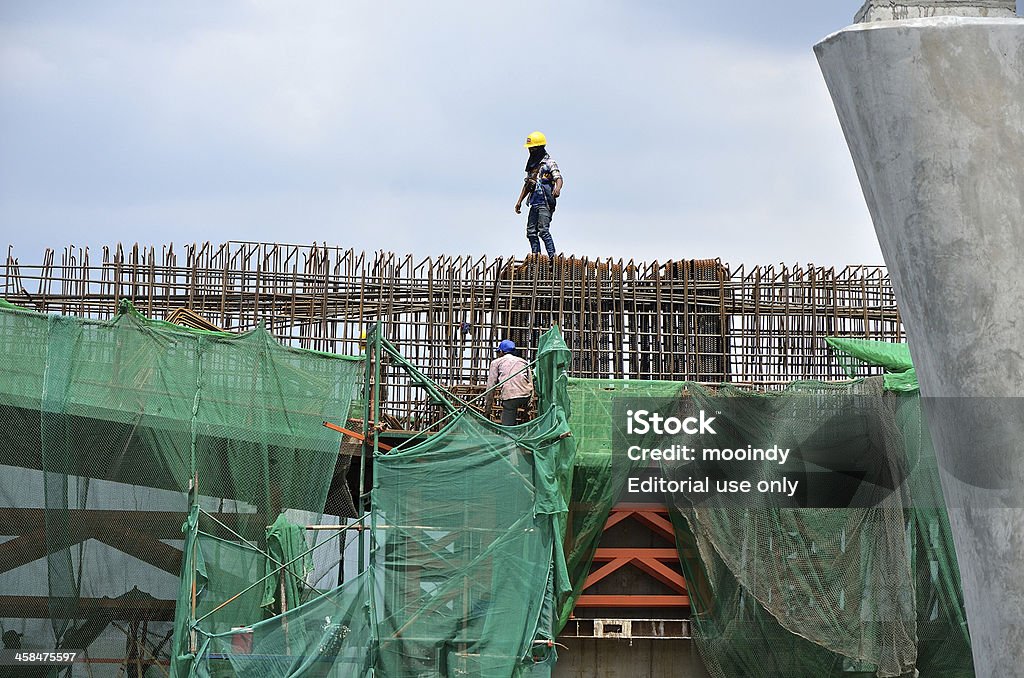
[2,241,903,426]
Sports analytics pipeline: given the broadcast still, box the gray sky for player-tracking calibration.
[1,2,891,267]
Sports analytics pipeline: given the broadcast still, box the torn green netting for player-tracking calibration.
[262,515,315,615]
[827,337,919,392]
[182,326,576,677]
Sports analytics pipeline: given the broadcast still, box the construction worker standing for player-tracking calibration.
[484,339,534,426]
[514,131,562,257]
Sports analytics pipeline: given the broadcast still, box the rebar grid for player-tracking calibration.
[3,242,903,425]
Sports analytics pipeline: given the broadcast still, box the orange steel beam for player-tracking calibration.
[611,503,668,512]
[575,595,690,608]
[94,524,183,576]
[573,505,691,612]
[583,554,688,594]
[0,596,176,620]
[631,510,676,542]
[0,529,51,574]
[0,519,96,575]
[600,505,674,538]
[323,420,393,451]
[592,548,678,561]
[583,557,631,590]
[632,557,688,594]
[601,510,634,531]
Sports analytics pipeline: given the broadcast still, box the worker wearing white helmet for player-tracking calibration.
[514,131,563,257]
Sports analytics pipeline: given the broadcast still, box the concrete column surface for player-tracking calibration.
[855,1,1018,23]
[815,16,1024,677]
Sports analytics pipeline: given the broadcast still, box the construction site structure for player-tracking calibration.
[0,241,916,677]
[0,294,970,678]
[2,242,903,432]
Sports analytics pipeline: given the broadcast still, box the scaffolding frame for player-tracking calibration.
[3,241,904,428]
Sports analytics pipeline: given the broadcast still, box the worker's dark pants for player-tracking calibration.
[501,396,529,426]
[526,205,556,256]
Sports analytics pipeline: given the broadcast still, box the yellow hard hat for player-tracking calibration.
[524,131,547,148]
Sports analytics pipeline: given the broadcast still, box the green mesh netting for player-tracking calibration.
[560,373,973,677]
[669,382,972,678]
[827,337,919,392]
[0,299,362,676]
[558,378,686,627]
[1,296,973,678]
[183,326,576,677]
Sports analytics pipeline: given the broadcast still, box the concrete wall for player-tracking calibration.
[554,638,710,678]
[815,16,1024,677]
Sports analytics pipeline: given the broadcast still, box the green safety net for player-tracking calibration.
[0,299,362,677]
[560,356,972,676]
[262,515,316,615]
[184,326,576,677]
[665,382,973,677]
[1,295,973,678]
[827,337,919,392]
[558,378,686,627]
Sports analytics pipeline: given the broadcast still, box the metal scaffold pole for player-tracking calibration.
[357,322,376,575]
[187,342,202,657]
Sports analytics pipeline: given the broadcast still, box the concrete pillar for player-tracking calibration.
[854,0,1017,22]
[815,13,1024,677]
